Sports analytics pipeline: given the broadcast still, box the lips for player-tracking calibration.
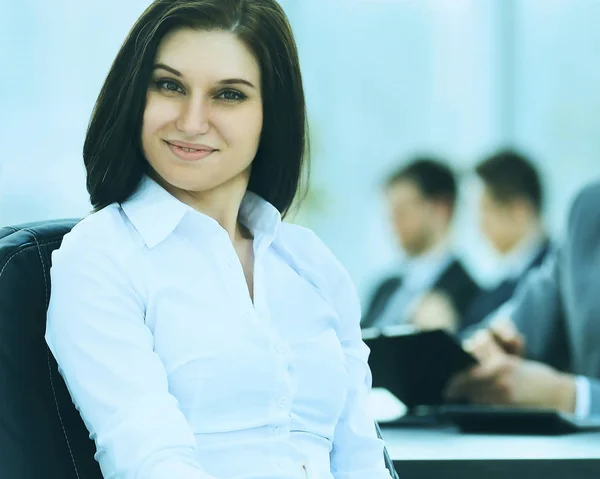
[165,140,216,162]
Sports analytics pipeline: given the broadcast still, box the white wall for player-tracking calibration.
[2,0,599,303]
[512,0,600,239]
[284,0,600,297]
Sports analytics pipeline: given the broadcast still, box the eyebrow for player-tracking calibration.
[153,63,257,89]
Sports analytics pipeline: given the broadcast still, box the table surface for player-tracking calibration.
[380,426,600,461]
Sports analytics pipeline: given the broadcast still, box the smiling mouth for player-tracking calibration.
[165,141,217,161]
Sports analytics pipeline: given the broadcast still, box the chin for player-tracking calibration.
[168,175,222,193]
[150,168,209,192]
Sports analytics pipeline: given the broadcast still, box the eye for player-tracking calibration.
[216,89,247,102]
[154,78,184,94]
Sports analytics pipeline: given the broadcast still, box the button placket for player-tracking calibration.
[275,341,293,374]
[205,233,249,308]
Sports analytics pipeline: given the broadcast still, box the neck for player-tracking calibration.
[430,227,449,250]
[409,232,450,259]
[151,170,251,242]
[504,220,544,256]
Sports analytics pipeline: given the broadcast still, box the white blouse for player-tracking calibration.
[45,175,391,479]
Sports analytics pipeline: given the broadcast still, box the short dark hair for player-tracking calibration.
[84,0,308,217]
[476,150,543,213]
[385,157,458,210]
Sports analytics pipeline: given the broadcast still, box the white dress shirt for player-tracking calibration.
[497,226,547,283]
[45,176,391,479]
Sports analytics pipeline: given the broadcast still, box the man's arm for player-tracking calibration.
[505,252,571,372]
[588,378,600,416]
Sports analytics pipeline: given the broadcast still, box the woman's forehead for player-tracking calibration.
[154,29,260,82]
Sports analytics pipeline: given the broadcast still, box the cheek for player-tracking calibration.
[219,107,263,147]
[143,96,179,137]
[484,217,507,243]
[250,109,264,142]
[483,218,499,239]
[480,215,492,232]
[401,216,421,238]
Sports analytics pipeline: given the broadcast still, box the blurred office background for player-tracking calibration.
[2,0,600,302]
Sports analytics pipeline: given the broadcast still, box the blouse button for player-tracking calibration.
[276,343,287,354]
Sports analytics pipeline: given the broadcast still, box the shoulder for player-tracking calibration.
[568,182,600,226]
[277,223,345,277]
[276,222,357,307]
[50,205,148,306]
[54,204,139,266]
[572,181,600,206]
[277,222,335,257]
[565,182,600,250]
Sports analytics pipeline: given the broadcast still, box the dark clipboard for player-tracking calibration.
[438,404,600,435]
[363,326,477,409]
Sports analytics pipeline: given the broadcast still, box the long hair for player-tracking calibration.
[84,0,309,216]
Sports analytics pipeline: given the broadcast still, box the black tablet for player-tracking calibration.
[363,327,477,409]
[439,405,600,435]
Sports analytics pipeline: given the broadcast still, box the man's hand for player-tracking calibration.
[410,291,458,333]
[486,316,525,356]
[445,328,577,412]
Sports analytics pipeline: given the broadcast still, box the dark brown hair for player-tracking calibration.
[84,0,309,216]
[385,157,458,214]
[476,149,543,213]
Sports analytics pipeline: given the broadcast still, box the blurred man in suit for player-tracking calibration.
[460,150,552,330]
[446,182,600,416]
[362,158,479,332]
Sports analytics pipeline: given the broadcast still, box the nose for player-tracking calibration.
[175,95,210,136]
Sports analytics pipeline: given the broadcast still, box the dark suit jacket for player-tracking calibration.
[361,258,480,329]
[459,240,552,331]
[509,182,600,415]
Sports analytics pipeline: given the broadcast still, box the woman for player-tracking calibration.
[46,1,392,478]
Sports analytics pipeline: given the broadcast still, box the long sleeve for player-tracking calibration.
[507,252,570,372]
[577,377,600,417]
[45,238,214,479]
[588,379,600,417]
[574,376,591,418]
[328,264,393,479]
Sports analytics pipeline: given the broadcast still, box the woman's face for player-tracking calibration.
[141,28,263,201]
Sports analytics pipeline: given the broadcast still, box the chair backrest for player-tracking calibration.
[376,422,400,479]
[0,219,103,479]
[0,219,399,479]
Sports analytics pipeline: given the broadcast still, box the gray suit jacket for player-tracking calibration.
[510,182,600,415]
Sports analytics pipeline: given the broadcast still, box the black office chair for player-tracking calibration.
[0,220,398,479]
[0,219,103,479]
